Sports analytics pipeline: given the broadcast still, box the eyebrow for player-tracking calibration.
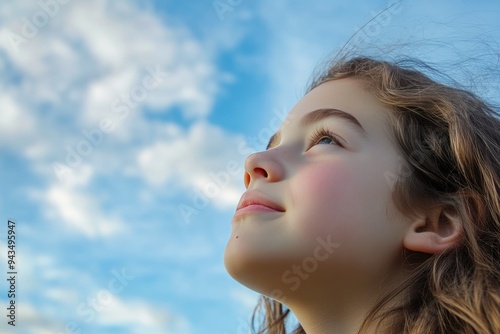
[266,108,367,149]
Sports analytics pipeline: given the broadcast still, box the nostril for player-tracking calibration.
[254,167,268,178]
[244,167,269,188]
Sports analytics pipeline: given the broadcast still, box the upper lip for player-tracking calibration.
[236,191,285,212]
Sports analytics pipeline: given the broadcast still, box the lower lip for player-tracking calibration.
[233,204,283,219]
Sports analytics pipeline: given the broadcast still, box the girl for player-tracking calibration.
[224,55,500,333]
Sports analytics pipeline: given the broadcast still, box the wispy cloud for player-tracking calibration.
[136,121,246,208]
[29,164,126,237]
[0,0,222,173]
[95,297,191,334]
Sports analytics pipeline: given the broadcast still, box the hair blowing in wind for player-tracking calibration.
[250,56,500,334]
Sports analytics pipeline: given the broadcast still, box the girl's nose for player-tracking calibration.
[243,150,285,189]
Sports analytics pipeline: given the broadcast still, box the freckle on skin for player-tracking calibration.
[236,236,239,239]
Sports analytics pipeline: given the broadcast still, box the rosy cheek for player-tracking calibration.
[291,162,359,239]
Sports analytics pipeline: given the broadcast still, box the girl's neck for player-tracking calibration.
[287,289,376,334]
[285,269,408,334]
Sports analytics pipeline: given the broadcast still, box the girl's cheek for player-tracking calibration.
[291,163,360,240]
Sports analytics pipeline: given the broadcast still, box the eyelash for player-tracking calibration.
[308,127,343,148]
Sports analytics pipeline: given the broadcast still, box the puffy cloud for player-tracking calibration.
[136,121,246,208]
[0,0,232,235]
[29,164,126,237]
[0,93,35,147]
[0,0,221,159]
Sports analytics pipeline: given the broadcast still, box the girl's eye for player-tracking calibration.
[317,137,335,145]
[308,128,343,148]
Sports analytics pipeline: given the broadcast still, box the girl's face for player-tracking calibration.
[224,78,410,301]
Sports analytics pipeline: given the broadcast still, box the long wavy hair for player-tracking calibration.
[250,56,500,333]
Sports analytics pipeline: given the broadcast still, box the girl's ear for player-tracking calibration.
[403,205,463,254]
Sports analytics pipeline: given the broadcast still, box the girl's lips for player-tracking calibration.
[233,191,285,220]
[233,204,282,219]
[235,191,285,212]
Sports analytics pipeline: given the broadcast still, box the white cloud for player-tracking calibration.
[0,92,36,148]
[0,0,222,162]
[96,297,191,334]
[136,121,246,208]
[64,0,220,126]
[29,164,126,238]
[42,184,124,236]
[0,298,189,334]
[0,242,192,333]
[0,248,88,332]
[0,0,233,234]
[0,300,64,334]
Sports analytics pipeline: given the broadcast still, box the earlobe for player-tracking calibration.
[403,207,463,254]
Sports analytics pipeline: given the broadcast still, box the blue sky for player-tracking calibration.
[1,1,500,333]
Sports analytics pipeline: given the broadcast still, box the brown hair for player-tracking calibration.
[250,56,500,333]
